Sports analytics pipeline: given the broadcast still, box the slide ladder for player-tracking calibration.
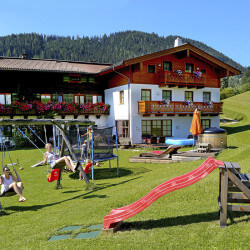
[103,156,224,230]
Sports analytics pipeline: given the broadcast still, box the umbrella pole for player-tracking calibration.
[193,135,195,150]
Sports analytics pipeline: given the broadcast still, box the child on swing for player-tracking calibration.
[43,143,77,173]
[0,166,26,202]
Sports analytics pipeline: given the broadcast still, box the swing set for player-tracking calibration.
[0,127,23,212]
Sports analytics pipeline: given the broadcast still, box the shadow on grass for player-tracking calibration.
[120,212,219,231]
[68,167,151,180]
[5,176,142,213]
[221,124,250,135]
[120,211,248,231]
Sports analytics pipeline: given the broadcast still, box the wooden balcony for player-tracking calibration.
[156,71,206,88]
[138,101,222,115]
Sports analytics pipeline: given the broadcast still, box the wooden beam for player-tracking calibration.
[0,118,94,126]
[228,205,250,212]
[228,170,250,199]
[220,167,228,228]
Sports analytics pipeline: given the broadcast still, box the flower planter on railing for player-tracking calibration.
[0,101,110,116]
[138,101,222,115]
[156,71,206,85]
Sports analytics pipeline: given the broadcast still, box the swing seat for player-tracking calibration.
[47,169,60,182]
[0,188,16,197]
[84,163,93,174]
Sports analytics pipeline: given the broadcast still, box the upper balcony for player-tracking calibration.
[138,101,222,115]
[0,101,110,117]
[155,71,206,88]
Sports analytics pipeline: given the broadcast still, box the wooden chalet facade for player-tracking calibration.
[0,57,111,125]
[0,39,241,144]
[100,41,241,143]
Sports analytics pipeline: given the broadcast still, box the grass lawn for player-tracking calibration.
[0,92,249,249]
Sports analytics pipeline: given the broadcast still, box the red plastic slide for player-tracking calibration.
[103,157,224,229]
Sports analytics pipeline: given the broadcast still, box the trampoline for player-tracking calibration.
[67,125,119,180]
[165,138,194,146]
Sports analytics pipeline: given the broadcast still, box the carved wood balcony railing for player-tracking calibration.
[156,72,206,86]
[138,101,222,115]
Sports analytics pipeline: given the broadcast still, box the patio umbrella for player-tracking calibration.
[190,108,203,150]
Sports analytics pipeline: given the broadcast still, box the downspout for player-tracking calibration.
[112,66,131,140]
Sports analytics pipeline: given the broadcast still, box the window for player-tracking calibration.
[63,94,74,103]
[185,63,194,73]
[52,94,63,102]
[163,61,172,71]
[85,95,92,103]
[69,74,81,83]
[203,92,211,102]
[0,93,11,104]
[152,120,162,137]
[74,95,85,104]
[163,120,172,137]
[148,65,155,73]
[120,91,124,104]
[141,89,151,101]
[92,96,98,104]
[97,96,102,103]
[41,94,51,104]
[122,121,129,138]
[185,91,193,101]
[116,120,129,138]
[201,119,210,129]
[88,77,95,83]
[142,120,172,137]
[162,90,172,101]
[142,120,152,136]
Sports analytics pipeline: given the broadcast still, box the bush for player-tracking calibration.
[220,87,239,100]
[223,108,245,121]
[12,126,45,149]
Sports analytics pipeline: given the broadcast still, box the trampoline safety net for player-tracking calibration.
[67,126,116,161]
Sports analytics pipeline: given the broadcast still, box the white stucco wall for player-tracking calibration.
[105,83,221,143]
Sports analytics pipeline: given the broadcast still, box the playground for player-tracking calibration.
[0,92,249,248]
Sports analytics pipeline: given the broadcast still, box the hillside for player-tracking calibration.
[222,91,250,122]
[0,31,244,71]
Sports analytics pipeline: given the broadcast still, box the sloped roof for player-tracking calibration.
[0,57,110,74]
[100,43,241,75]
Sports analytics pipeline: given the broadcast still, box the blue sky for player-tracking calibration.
[0,0,249,66]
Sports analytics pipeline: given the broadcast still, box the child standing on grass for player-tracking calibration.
[43,143,78,172]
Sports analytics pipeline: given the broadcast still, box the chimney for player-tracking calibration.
[21,53,28,59]
[174,37,183,47]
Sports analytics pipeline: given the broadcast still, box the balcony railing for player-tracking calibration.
[138,101,222,115]
[156,71,206,86]
[0,101,110,116]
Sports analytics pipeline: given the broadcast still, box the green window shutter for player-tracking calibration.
[88,77,95,83]
[81,76,87,83]
[11,93,19,102]
[63,75,70,82]
[52,94,58,102]
[35,93,41,100]
[63,94,74,103]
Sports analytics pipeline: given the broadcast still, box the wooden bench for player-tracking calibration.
[219,162,250,227]
[197,143,211,153]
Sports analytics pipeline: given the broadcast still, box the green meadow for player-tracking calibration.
[0,92,249,249]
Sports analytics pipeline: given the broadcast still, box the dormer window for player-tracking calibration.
[69,74,81,83]
[163,61,172,71]
[185,63,194,73]
[148,65,155,73]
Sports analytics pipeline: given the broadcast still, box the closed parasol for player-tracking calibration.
[190,108,203,149]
